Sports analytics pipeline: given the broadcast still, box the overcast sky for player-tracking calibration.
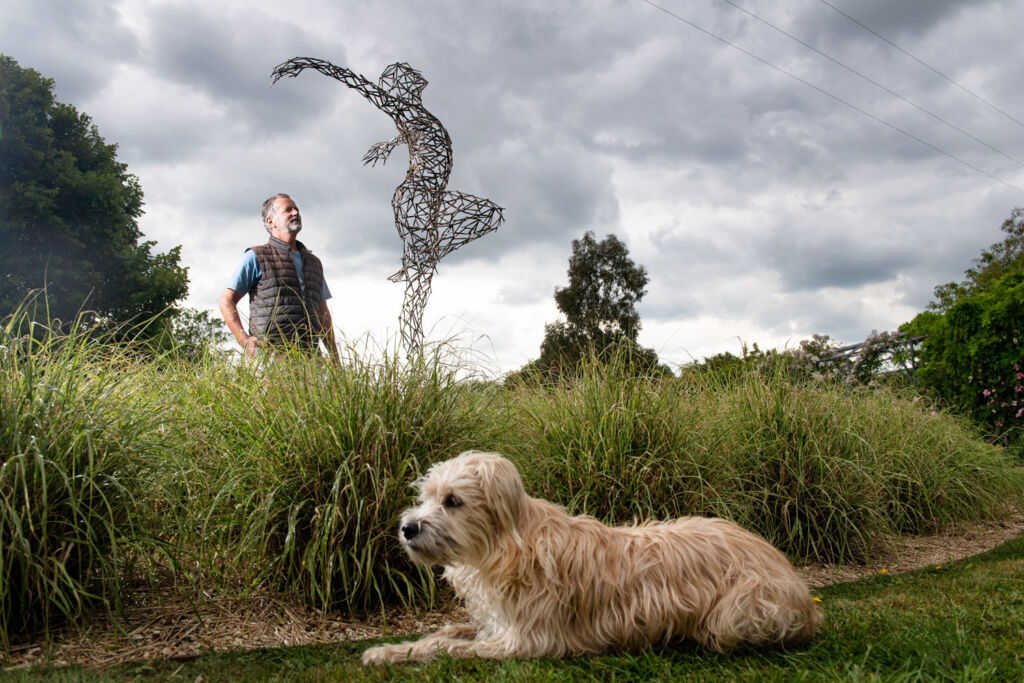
[6,0,1023,373]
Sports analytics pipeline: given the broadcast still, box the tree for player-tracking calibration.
[159,308,231,361]
[902,208,1024,447]
[522,232,664,379]
[903,271,1024,445]
[930,207,1024,312]
[0,54,188,333]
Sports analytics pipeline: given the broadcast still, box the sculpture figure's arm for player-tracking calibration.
[362,136,405,167]
[271,57,397,113]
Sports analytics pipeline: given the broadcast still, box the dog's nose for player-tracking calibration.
[401,521,420,541]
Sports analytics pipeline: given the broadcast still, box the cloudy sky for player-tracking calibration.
[6,0,1024,373]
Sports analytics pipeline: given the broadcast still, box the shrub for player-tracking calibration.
[904,271,1024,446]
[179,342,504,614]
[504,355,1022,563]
[0,313,163,645]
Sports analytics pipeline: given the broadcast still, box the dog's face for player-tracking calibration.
[398,451,526,566]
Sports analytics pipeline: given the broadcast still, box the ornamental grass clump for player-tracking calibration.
[672,370,1022,563]
[716,375,894,562]
[194,341,503,615]
[507,349,710,522]
[0,313,163,646]
[504,354,1023,565]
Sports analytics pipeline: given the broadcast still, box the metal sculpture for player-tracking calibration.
[271,57,504,357]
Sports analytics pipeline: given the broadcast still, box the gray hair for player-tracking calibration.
[261,193,292,233]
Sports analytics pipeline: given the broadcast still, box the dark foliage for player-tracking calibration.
[902,208,1024,448]
[0,54,188,334]
[519,231,666,381]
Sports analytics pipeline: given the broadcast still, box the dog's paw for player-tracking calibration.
[361,642,418,665]
[360,645,392,665]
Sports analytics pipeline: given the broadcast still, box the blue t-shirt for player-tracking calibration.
[227,249,332,302]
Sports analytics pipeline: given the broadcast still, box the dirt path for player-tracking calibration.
[798,513,1024,588]
[5,515,1023,671]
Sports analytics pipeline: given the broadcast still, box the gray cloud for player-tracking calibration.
[800,0,998,43]
[2,0,138,102]
[142,4,339,134]
[757,230,913,292]
[3,0,1022,371]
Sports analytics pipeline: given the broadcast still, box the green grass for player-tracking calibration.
[0,314,173,647]
[12,532,1024,681]
[178,344,503,613]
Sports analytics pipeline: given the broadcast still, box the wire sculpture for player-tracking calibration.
[271,57,505,357]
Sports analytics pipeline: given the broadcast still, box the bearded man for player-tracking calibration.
[219,193,339,361]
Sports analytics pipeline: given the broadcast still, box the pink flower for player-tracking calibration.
[1017,407,1024,419]
[982,389,992,397]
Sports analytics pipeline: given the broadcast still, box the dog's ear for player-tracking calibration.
[477,455,526,533]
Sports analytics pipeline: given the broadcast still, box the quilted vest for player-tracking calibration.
[247,237,325,349]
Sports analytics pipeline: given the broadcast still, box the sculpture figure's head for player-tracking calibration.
[379,62,427,101]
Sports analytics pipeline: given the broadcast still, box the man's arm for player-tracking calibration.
[219,288,260,358]
[317,299,340,364]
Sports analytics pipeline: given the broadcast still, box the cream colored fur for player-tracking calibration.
[362,450,820,664]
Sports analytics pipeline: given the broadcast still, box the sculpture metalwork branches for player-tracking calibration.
[271,57,505,357]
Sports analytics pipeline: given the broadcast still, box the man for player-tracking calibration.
[219,193,339,362]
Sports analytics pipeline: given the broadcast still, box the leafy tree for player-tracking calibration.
[902,208,1024,447]
[520,232,665,380]
[904,271,1024,445]
[159,308,231,361]
[930,207,1024,312]
[0,54,188,333]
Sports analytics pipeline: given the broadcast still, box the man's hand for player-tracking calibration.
[242,335,261,358]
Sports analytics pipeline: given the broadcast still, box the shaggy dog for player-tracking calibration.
[362,451,820,664]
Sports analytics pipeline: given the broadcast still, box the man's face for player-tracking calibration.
[266,197,302,238]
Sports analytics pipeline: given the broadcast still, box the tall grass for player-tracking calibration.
[1,328,1022,648]
[506,354,1023,562]
[0,313,169,646]
[151,341,504,615]
[715,373,1020,560]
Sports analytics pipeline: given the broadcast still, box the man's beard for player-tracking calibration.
[286,218,302,234]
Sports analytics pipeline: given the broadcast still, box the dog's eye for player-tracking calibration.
[443,494,463,509]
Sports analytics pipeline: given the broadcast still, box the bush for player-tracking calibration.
[904,271,1024,446]
[504,355,1022,563]
[2,325,1021,645]
[0,313,165,645]
[172,342,504,614]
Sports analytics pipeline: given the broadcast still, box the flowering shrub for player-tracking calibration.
[903,271,1024,446]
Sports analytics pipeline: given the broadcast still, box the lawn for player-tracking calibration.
[8,532,1024,681]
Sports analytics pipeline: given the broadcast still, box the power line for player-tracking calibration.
[818,0,1024,130]
[720,0,1024,168]
[637,0,1024,196]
